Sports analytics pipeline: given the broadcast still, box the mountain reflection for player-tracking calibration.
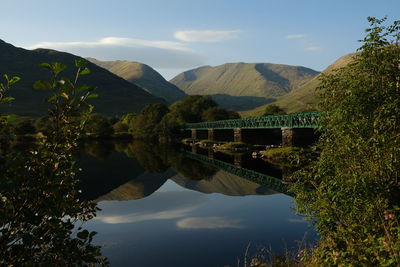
[77,141,290,202]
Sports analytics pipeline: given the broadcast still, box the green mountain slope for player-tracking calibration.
[240,54,356,116]
[0,40,163,116]
[170,62,319,98]
[87,58,187,103]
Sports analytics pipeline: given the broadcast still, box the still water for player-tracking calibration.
[77,141,317,267]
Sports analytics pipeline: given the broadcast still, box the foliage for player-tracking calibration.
[113,121,129,133]
[12,119,36,135]
[129,95,238,140]
[0,61,107,265]
[129,103,169,139]
[261,147,307,167]
[201,106,240,121]
[290,17,400,265]
[263,104,286,116]
[84,113,114,138]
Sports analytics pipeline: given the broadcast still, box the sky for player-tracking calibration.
[1,0,399,79]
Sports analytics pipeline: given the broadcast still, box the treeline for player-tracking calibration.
[118,95,239,140]
[8,95,239,141]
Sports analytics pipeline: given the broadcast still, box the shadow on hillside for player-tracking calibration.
[210,94,276,111]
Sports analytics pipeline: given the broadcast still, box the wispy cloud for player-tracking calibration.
[174,30,241,42]
[26,37,206,69]
[176,217,244,229]
[305,46,323,51]
[28,37,191,52]
[286,34,306,39]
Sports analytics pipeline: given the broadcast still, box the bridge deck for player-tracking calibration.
[182,112,321,130]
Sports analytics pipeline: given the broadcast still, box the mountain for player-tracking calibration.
[87,58,187,103]
[240,54,356,116]
[170,62,319,98]
[171,171,278,196]
[95,170,174,202]
[0,40,163,116]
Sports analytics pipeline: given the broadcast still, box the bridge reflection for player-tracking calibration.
[184,151,293,196]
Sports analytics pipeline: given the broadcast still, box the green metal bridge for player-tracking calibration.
[185,151,293,196]
[181,111,321,130]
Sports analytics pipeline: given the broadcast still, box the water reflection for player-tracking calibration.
[76,140,316,267]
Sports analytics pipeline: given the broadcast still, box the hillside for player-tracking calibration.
[241,53,356,116]
[171,171,277,196]
[88,58,187,103]
[0,40,163,116]
[170,62,319,98]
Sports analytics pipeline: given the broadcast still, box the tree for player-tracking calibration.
[201,107,240,121]
[12,120,36,135]
[0,61,107,265]
[263,104,286,116]
[291,17,400,265]
[129,103,169,139]
[85,114,114,138]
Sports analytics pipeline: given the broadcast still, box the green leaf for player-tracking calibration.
[79,67,90,76]
[33,80,52,90]
[9,76,20,85]
[52,62,67,76]
[46,95,57,104]
[75,59,87,68]
[0,97,15,103]
[39,62,52,70]
[87,93,99,99]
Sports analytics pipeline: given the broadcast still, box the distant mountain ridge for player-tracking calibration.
[241,53,356,116]
[87,58,187,103]
[0,39,163,116]
[170,62,319,98]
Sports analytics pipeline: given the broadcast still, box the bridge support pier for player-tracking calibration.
[191,129,197,140]
[234,154,243,168]
[208,149,214,159]
[234,128,242,142]
[281,127,294,147]
[208,129,214,140]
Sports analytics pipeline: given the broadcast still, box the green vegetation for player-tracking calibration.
[261,147,304,167]
[262,104,286,116]
[0,61,106,264]
[88,58,187,103]
[84,114,114,138]
[0,40,162,117]
[289,17,400,266]
[201,107,240,121]
[217,142,252,151]
[126,95,239,140]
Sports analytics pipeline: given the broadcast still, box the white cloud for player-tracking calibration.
[28,37,191,52]
[286,34,306,39]
[176,217,244,229]
[174,30,241,42]
[305,46,323,51]
[26,37,206,69]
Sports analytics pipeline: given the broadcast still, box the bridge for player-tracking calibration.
[181,112,321,147]
[185,151,293,196]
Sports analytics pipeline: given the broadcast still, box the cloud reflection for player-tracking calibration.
[97,207,193,224]
[94,191,206,224]
[176,217,244,229]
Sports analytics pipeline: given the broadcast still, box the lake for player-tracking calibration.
[77,140,317,267]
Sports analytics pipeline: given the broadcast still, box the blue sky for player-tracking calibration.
[1,0,399,79]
